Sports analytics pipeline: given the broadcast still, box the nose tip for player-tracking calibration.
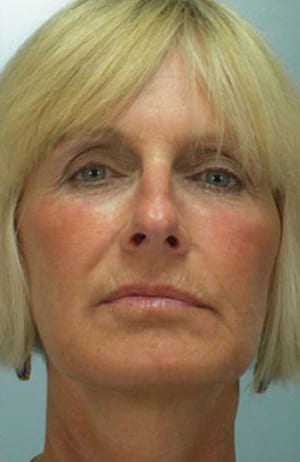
[120,220,190,256]
[119,172,191,257]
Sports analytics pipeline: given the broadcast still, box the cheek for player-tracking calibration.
[198,200,281,315]
[19,195,122,339]
[22,196,117,278]
[189,199,281,369]
[229,209,278,283]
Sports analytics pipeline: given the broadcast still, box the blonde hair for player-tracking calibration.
[0,0,299,393]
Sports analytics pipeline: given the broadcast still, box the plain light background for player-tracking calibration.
[0,1,299,461]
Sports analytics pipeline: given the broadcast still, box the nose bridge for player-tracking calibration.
[136,160,177,230]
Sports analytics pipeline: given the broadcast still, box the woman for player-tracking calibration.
[1,1,300,461]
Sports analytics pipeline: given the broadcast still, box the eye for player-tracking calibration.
[206,171,233,187]
[69,163,118,184]
[194,168,243,193]
[79,166,108,181]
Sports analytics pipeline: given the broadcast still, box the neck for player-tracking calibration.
[42,367,239,462]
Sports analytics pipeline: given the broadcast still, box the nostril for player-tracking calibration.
[167,235,179,248]
[130,233,179,247]
[132,233,146,245]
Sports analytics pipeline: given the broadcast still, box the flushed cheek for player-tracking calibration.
[198,201,280,313]
[23,196,121,278]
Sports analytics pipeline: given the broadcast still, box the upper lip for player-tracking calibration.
[103,284,209,308]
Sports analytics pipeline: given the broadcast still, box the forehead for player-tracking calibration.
[116,50,216,124]
[52,51,232,158]
[84,52,225,154]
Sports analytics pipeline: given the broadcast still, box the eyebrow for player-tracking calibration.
[53,126,235,168]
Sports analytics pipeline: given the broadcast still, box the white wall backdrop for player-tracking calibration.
[0,1,300,462]
[0,0,73,70]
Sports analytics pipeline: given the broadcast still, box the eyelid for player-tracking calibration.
[62,149,117,179]
[180,152,247,177]
[66,145,140,173]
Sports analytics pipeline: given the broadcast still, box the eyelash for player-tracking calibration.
[67,162,244,194]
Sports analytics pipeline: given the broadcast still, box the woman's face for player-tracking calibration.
[17,51,281,390]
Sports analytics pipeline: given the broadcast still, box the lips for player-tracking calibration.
[102,284,209,309]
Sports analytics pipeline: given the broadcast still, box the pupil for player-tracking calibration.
[207,172,229,186]
[84,168,104,180]
[90,169,99,177]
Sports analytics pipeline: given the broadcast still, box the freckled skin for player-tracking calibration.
[17,50,281,462]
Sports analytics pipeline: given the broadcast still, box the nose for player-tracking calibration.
[119,166,191,257]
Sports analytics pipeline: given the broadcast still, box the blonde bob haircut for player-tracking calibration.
[0,0,300,393]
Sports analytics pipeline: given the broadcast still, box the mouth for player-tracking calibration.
[101,284,211,311]
[106,295,198,306]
